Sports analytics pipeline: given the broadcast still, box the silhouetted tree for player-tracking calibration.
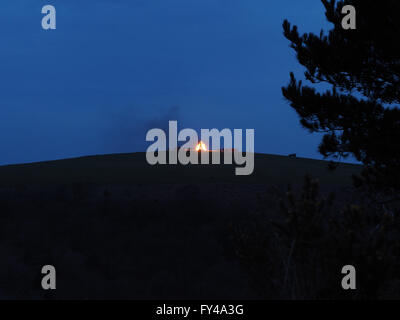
[282,0,400,202]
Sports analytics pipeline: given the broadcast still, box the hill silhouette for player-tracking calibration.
[0,152,360,186]
[0,152,361,299]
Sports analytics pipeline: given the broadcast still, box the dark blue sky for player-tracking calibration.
[0,0,334,165]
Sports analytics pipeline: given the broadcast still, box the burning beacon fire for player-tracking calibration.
[195,141,208,152]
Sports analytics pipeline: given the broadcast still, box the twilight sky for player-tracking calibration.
[0,0,334,165]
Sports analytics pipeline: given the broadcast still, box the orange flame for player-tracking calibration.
[195,141,208,152]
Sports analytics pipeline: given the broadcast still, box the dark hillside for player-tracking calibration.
[0,152,360,186]
[0,153,361,299]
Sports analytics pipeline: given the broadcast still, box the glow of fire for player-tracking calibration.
[195,141,208,152]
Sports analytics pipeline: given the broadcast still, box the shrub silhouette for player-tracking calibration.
[232,175,400,299]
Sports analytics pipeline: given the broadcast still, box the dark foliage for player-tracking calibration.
[0,183,258,299]
[232,176,400,299]
[282,0,400,201]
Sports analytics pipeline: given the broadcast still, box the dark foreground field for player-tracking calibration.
[0,153,362,299]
